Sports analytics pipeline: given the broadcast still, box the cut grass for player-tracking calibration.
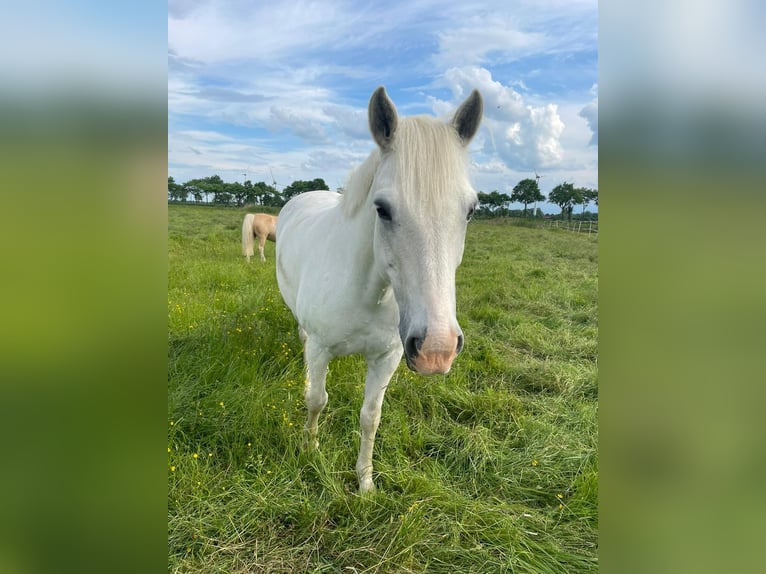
[169,205,598,573]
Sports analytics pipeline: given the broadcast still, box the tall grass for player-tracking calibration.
[168,205,598,573]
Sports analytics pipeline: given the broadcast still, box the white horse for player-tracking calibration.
[276,86,483,492]
[242,213,277,262]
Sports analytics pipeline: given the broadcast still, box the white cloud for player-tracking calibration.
[322,105,370,141]
[168,0,207,19]
[440,67,565,169]
[579,99,598,145]
[168,0,416,66]
[169,2,323,64]
[268,106,328,143]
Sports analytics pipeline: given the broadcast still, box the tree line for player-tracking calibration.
[168,175,597,220]
[477,179,598,220]
[167,175,330,208]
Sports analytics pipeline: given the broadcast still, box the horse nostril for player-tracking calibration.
[405,336,422,359]
[456,334,464,354]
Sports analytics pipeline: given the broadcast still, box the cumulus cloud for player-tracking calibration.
[579,99,598,145]
[577,83,598,145]
[441,67,565,169]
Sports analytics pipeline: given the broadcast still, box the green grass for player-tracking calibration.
[168,204,598,573]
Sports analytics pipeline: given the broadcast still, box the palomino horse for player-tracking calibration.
[276,86,482,492]
[242,213,277,262]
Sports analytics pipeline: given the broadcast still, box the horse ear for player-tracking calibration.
[452,89,483,145]
[368,86,398,151]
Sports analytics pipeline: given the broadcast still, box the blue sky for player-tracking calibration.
[169,0,598,213]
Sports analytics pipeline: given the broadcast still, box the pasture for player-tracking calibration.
[168,204,598,573]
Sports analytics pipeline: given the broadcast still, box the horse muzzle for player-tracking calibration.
[403,329,463,375]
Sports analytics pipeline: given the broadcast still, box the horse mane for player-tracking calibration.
[341,148,381,217]
[341,116,471,217]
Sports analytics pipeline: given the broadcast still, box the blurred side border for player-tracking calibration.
[0,3,167,574]
[600,0,766,572]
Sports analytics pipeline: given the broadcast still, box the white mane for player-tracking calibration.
[340,147,381,217]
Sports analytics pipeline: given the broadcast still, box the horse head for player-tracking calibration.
[367,87,483,375]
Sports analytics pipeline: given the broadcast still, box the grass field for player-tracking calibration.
[168,204,598,573]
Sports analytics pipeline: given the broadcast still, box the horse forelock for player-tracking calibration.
[393,116,473,212]
[341,116,472,218]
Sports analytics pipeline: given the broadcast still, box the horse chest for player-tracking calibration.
[301,288,400,357]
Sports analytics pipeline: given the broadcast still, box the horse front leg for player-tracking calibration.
[303,337,331,451]
[356,347,402,493]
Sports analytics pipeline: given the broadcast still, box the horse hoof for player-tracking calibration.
[302,438,319,451]
[359,479,376,494]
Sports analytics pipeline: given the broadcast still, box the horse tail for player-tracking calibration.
[242,213,255,261]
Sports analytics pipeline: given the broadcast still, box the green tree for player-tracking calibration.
[181,175,224,204]
[548,182,576,220]
[261,193,283,207]
[571,187,584,216]
[190,186,203,203]
[574,187,598,215]
[181,179,205,202]
[510,178,545,217]
[227,182,246,206]
[241,180,256,205]
[586,188,598,208]
[477,190,512,216]
[254,181,280,206]
[212,190,232,205]
[168,176,186,202]
[204,175,224,203]
[282,178,330,201]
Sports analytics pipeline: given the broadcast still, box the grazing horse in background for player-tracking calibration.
[242,213,277,262]
[276,86,483,492]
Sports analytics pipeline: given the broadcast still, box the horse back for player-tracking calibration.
[276,191,340,289]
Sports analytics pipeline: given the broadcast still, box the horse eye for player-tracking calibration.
[375,203,392,221]
[466,206,476,221]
